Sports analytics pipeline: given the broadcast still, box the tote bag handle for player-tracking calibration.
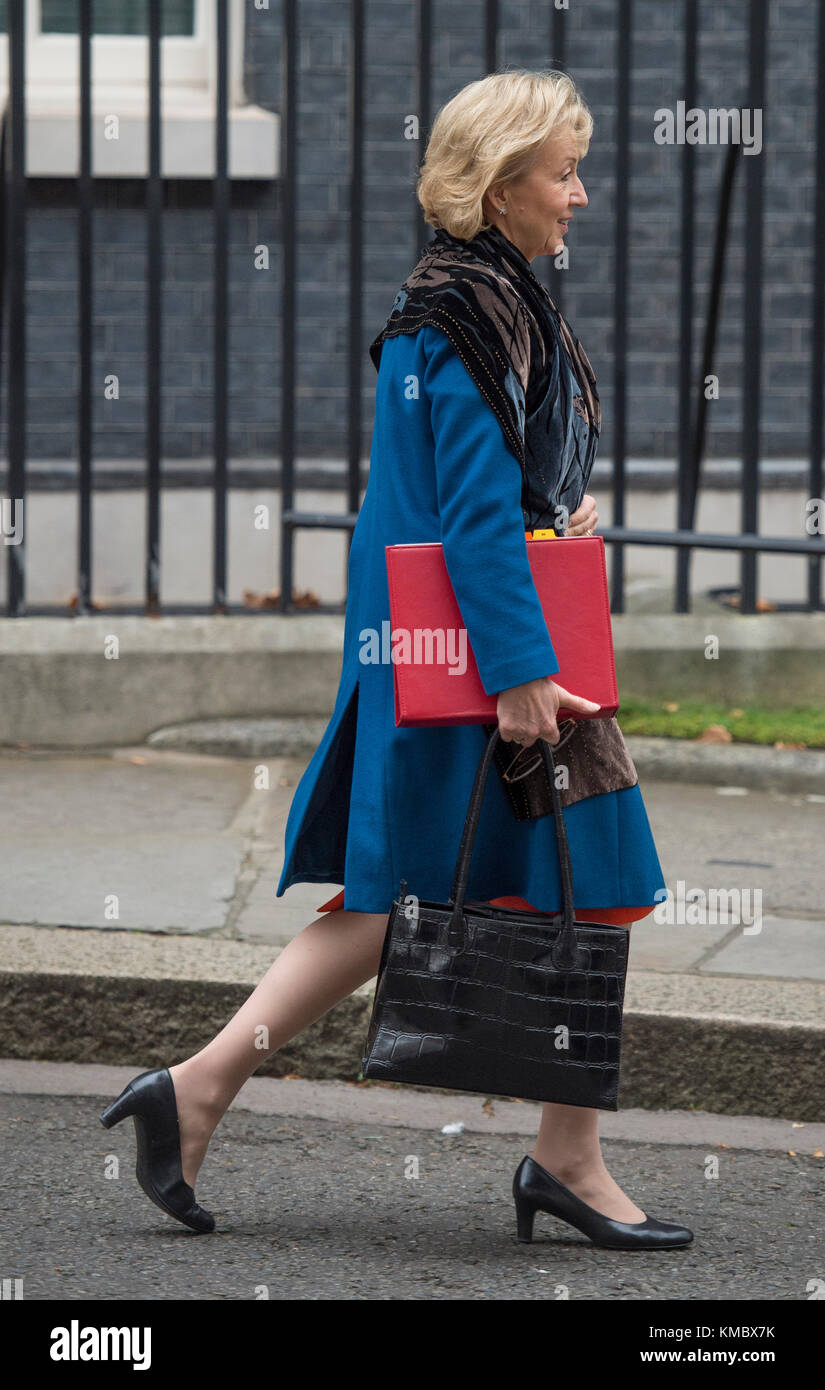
[447,727,579,970]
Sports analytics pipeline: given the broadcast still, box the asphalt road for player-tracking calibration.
[3,1092,822,1302]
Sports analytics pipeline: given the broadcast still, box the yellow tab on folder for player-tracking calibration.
[532,528,557,539]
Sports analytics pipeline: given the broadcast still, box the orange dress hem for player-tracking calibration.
[315,887,653,926]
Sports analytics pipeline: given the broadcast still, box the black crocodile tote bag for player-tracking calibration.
[360,727,630,1109]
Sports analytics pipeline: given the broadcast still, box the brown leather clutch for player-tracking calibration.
[482,716,638,821]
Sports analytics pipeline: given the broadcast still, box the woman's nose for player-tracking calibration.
[573,178,588,207]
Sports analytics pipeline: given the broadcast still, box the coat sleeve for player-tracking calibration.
[421,322,560,696]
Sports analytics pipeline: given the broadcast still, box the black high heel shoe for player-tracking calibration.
[513,1156,693,1251]
[99,1068,216,1234]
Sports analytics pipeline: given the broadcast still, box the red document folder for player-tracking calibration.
[385,535,619,727]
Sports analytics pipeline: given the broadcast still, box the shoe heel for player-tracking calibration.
[99,1087,137,1129]
[515,1194,537,1243]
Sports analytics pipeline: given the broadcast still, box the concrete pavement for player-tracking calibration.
[0,732,823,1120]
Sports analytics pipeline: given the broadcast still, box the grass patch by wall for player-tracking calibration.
[616,699,825,749]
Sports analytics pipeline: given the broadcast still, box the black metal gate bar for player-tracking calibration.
[346,0,365,535]
[485,0,499,75]
[146,0,163,613]
[674,0,698,613]
[689,144,740,594]
[278,0,298,612]
[807,0,825,610]
[414,0,432,259]
[77,0,93,615]
[610,0,632,613]
[280,0,365,611]
[740,0,768,615]
[597,525,825,556]
[543,0,567,315]
[213,0,230,611]
[5,0,26,616]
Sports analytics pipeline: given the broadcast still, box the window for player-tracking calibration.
[41,1,196,36]
[0,1,214,93]
[0,1,277,178]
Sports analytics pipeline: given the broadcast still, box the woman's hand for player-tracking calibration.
[497,676,601,748]
[566,493,598,536]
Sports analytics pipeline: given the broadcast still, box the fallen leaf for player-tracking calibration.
[482,1098,494,1116]
[729,708,744,718]
[697,724,733,743]
[66,593,105,611]
[242,586,321,610]
[719,594,778,612]
[813,1149,824,1158]
[788,1150,797,1157]
[663,702,680,713]
[242,587,279,610]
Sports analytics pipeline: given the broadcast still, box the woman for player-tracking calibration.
[99,70,692,1252]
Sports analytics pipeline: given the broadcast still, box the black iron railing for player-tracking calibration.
[2,0,824,617]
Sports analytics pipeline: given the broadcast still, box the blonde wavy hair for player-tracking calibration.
[417,69,593,241]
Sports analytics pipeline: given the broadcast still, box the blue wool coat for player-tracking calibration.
[275,322,666,915]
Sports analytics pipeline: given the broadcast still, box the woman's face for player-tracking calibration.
[485,129,588,262]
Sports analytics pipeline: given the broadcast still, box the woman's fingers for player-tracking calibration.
[553,685,601,715]
[498,700,561,747]
[509,718,559,748]
[500,691,599,744]
[496,674,602,747]
[566,494,598,535]
[497,716,558,746]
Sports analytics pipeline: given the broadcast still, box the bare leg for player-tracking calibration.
[168,908,389,1186]
[171,911,645,1224]
[532,920,644,1223]
[531,1102,645,1223]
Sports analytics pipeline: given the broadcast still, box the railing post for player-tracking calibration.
[77,0,93,615]
[5,0,26,616]
[739,0,768,615]
[279,0,298,613]
[146,0,163,614]
[807,0,825,611]
[213,0,230,613]
[674,0,698,614]
[414,0,432,262]
[346,0,365,551]
[610,0,632,614]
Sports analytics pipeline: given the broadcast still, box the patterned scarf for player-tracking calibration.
[369,221,601,532]
[369,224,638,821]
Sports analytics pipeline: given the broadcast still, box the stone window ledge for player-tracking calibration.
[5,88,279,179]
